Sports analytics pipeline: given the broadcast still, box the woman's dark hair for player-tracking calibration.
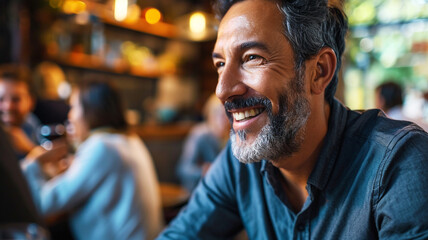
[376,81,403,111]
[213,0,348,102]
[78,80,127,130]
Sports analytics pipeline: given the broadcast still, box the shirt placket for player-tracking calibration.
[293,215,310,240]
[293,187,313,240]
[263,162,314,240]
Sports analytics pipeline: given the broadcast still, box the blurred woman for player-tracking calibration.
[22,80,163,240]
[375,81,428,132]
[177,94,230,192]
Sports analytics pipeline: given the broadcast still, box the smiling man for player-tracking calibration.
[0,65,41,160]
[157,0,428,239]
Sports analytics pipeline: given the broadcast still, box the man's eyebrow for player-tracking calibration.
[212,52,222,59]
[240,41,270,53]
[211,41,270,59]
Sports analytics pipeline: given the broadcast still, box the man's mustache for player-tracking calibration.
[224,97,272,112]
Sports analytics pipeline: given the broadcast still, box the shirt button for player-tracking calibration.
[297,224,305,231]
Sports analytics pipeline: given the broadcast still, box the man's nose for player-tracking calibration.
[215,64,247,103]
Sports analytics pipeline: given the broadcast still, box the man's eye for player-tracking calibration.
[248,55,259,61]
[244,55,265,64]
[215,61,225,68]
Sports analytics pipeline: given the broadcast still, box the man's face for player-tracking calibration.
[0,80,34,127]
[212,0,311,163]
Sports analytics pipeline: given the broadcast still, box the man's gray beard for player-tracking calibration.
[230,78,311,164]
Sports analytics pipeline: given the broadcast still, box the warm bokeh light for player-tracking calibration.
[189,12,206,34]
[145,8,161,24]
[62,0,86,14]
[114,0,128,22]
[120,41,153,67]
[124,4,141,24]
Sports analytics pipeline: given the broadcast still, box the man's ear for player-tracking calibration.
[311,47,337,95]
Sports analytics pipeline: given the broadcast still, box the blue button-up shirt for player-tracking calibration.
[158,99,428,239]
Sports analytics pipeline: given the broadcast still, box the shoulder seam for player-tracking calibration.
[371,127,420,209]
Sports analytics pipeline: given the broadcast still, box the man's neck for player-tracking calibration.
[279,168,310,212]
[277,143,322,212]
[274,100,331,212]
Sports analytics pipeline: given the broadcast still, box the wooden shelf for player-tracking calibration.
[45,2,182,78]
[101,16,178,39]
[85,2,178,39]
[47,53,161,78]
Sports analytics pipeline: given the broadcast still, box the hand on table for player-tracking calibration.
[26,138,73,178]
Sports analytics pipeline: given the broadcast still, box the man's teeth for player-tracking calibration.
[233,108,262,121]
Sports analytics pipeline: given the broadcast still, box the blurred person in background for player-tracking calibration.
[177,94,230,192]
[21,80,164,240]
[0,64,41,160]
[0,124,50,239]
[375,81,428,131]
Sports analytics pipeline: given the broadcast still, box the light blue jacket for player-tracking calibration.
[24,132,163,240]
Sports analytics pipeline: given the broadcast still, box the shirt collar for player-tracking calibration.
[260,98,349,191]
[307,98,348,190]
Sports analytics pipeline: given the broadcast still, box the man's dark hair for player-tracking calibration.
[78,80,127,130]
[0,64,34,96]
[213,0,348,102]
[376,81,403,111]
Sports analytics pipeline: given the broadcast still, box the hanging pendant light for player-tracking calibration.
[175,10,218,42]
[114,0,128,21]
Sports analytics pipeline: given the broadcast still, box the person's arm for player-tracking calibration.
[6,126,36,155]
[374,129,428,239]
[22,138,121,216]
[158,143,244,239]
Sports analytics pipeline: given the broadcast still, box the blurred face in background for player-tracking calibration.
[68,89,90,144]
[0,80,34,127]
[374,89,384,110]
[209,103,230,140]
[205,95,230,140]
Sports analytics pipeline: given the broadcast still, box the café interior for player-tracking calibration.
[1,0,428,238]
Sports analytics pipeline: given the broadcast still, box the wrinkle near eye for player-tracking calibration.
[243,55,267,67]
